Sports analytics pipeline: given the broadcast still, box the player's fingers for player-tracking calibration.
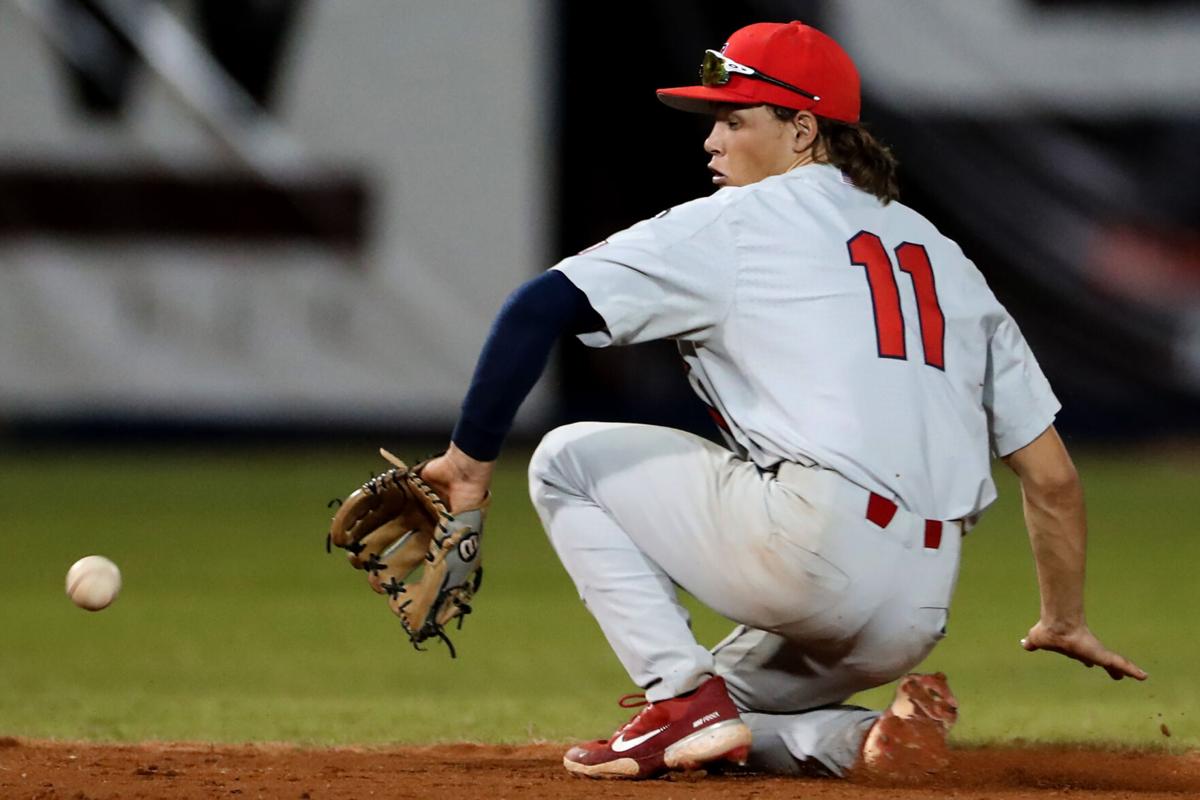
[1100,651,1148,681]
[1020,637,1037,651]
[1054,645,1094,668]
[1101,659,1130,680]
[1042,641,1092,665]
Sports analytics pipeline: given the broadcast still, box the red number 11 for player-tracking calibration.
[847,231,945,370]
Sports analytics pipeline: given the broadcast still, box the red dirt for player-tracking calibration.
[0,738,1197,799]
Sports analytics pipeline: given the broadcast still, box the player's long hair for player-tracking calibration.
[771,106,900,204]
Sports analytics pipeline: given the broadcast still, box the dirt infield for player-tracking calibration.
[1,738,1197,799]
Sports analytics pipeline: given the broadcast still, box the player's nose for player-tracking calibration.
[704,123,723,155]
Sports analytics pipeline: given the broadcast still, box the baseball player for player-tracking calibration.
[417,20,1146,780]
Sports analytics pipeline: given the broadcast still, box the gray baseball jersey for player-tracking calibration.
[554,163,1059,523]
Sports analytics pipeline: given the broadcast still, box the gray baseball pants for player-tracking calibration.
[528,421,961,776]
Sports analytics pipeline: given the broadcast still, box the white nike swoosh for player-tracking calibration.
[610,725,669,753]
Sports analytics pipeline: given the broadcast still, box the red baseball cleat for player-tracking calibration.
[860,672,958,779]
[563,675,752,779]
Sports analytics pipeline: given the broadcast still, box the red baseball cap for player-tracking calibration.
[657,21,860,123]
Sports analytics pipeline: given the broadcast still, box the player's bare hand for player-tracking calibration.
[1021,621,1147,681]
[417,443,494,513]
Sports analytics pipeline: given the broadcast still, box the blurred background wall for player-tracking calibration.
[0,0,553,435]
[1,0,1196,445]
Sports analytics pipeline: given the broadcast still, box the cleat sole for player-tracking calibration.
[562,755,640,779]
[664,720,753,771]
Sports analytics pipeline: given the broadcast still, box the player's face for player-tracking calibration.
[703,105,800,187]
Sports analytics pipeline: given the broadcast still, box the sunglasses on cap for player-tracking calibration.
[700,49,821,103]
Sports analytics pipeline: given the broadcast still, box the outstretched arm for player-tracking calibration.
[1002,426,1146,681]
[419,271,603,511]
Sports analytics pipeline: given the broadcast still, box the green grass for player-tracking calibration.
[0,442,1194,749]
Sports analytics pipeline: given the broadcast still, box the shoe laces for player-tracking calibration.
[604,693,654,741]
[618,693,648,709]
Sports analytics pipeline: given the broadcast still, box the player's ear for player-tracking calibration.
[792,111,818,154]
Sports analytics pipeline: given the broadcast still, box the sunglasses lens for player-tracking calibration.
[699,52,729,86]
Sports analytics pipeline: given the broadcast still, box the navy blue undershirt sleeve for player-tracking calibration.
[451,270,605,461]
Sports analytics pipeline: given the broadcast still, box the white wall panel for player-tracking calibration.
[0,1,554,427]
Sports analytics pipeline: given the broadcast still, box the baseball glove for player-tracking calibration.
[327,448,486,656]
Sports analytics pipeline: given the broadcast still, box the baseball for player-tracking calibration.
[65,555,122,611]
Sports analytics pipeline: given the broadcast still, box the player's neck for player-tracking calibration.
[784,154,822,173]
[783,142,830,174]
